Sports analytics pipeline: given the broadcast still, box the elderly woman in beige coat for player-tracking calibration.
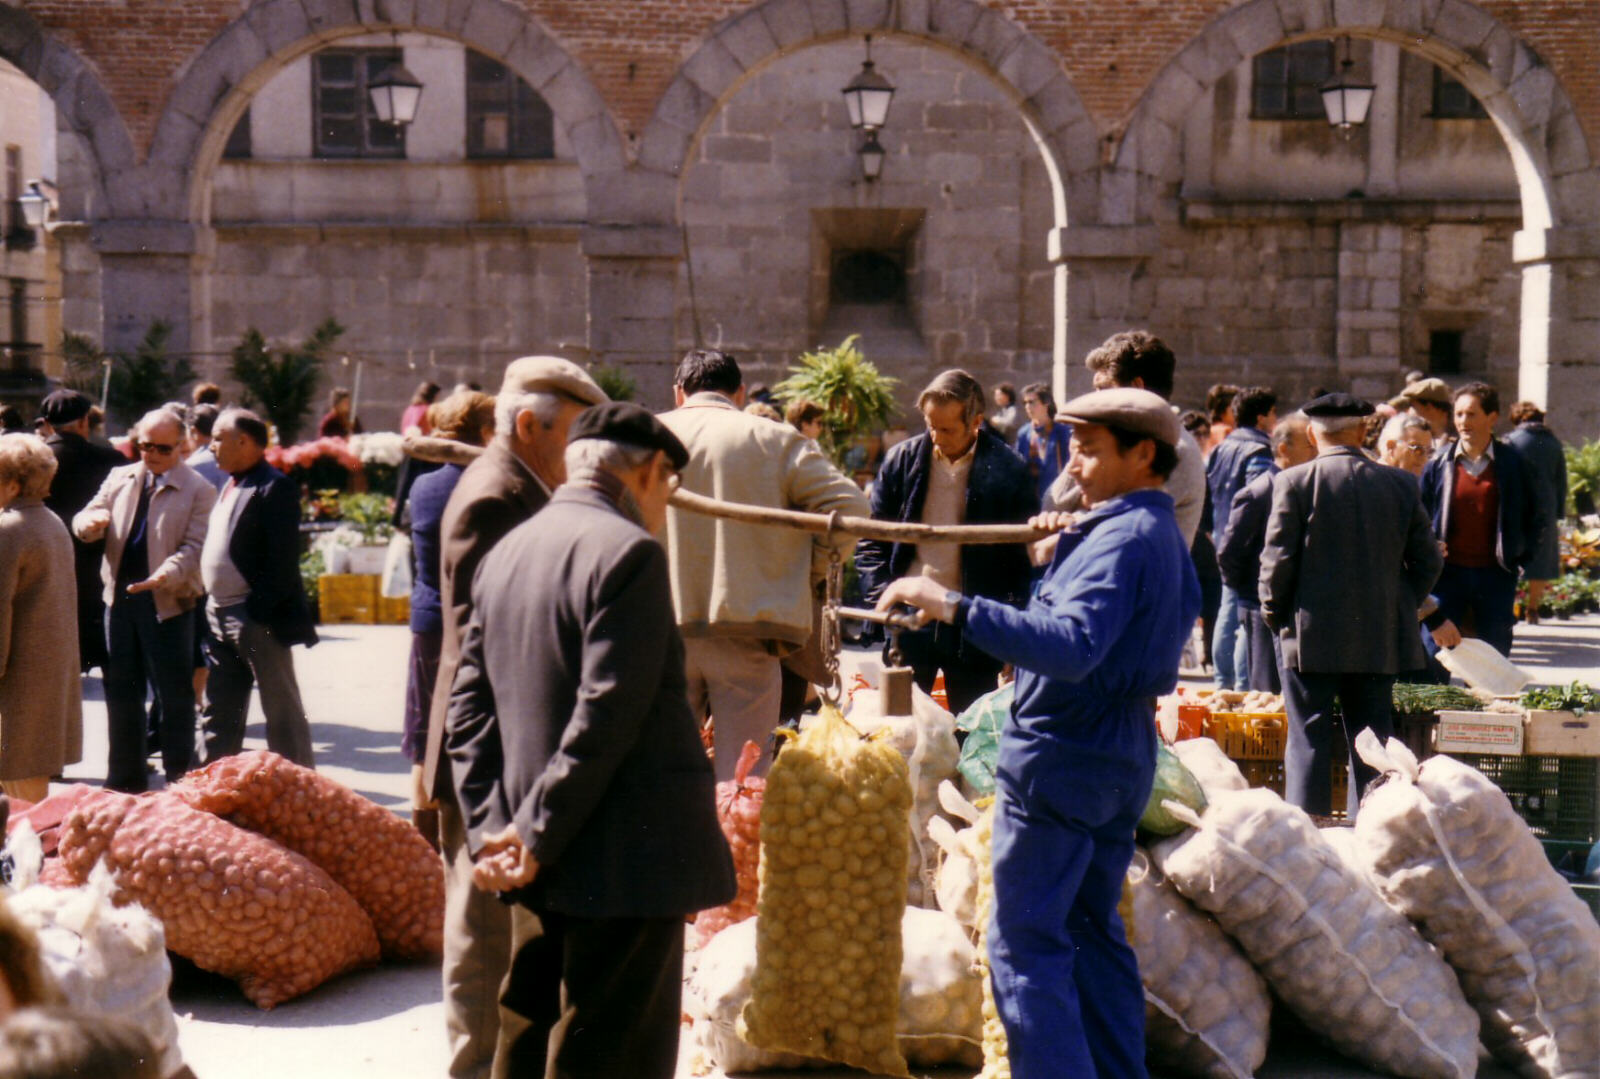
[0,434,83,801]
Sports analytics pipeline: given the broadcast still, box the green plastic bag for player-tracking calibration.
[1139,742,1208,836]
[954,683,1013,797]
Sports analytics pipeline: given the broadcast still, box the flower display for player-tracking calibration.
[349,432,405,468]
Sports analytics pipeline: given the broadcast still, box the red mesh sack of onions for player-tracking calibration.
[57,791,379,1009]
[172,751,444,959]
[692,741,765,948]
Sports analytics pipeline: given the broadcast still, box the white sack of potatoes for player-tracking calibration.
[1170,738,1249,803]
[1152,789,1480,1079]
[1353,732,1600,1079]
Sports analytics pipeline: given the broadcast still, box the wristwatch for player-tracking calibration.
[944,590,965,627]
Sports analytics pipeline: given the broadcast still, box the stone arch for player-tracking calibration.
[147,0,627,224]
[0,4,136,216]
[1114,0,1594,233]
[633,0,1101,231]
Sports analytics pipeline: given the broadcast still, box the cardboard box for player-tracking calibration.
[1434,710,1524,756]
[1523,710,1600,757]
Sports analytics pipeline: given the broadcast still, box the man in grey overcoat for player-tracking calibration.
[1260,393,1443,818]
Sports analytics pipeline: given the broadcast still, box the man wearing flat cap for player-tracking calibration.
[1399,377,1455,445]
[424,355,607,1079]
[39,388,128,673]
[880,387,1200,1079]
[448,401,734,1079]
[1260,393,1443,818]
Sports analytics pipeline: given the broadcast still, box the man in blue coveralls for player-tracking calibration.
[878,387,1200,1078]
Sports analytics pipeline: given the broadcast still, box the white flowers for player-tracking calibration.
[349,432,405,468]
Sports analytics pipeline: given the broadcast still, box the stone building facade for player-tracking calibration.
[0,0,1596,431]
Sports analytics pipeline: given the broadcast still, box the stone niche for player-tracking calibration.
[676,36,1056,414]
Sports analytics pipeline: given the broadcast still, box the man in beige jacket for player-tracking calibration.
[660,349,868,780]
[74,408,216,790]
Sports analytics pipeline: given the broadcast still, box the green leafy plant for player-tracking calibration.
[300,547,326,610]
[336,492,394,543]
[774,334,898,469]
[1566,438,1600,517]
[1521,680,1600,716]
[231,318,345,445]
[59,331,108,397]
[105,321,196,426]
[588,364,637,403]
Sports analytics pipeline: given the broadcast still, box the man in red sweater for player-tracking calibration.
[1420,382,1537,657]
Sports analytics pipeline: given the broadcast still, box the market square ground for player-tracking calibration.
[57,615,1600,1079]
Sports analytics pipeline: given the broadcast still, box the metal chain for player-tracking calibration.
[819,516,845,707]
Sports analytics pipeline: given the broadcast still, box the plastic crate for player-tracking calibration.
[1457,755,1599,843]
[375,593,410,625]
[1206,712,1287,760]
[318,574,379,624]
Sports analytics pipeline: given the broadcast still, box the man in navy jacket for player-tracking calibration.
[1420,382,1536,656]
[856,369,1035,714]
[879,388,1199,1079]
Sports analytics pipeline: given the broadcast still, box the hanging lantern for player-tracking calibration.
[858,130,886,182]
[841,35,896,131]
[1321,38,1375,130]
[369,58,425,126]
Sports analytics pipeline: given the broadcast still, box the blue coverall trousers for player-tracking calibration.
[988,748,1150,1079]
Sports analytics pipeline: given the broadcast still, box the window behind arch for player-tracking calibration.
[314,49,406,158]
[466,52,555,159]
[1252,41,1335,120]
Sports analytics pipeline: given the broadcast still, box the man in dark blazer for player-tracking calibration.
[422,357,606,1079]
[856,369,1035,714]
[1260,394,1443,818]
[197,408,318,767]
[39,389,126,672]
[448,402,734,1079]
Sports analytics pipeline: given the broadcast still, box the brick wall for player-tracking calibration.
[13,1,1599,163]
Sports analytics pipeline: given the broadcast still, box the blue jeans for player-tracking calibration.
[1212,586,1250,690]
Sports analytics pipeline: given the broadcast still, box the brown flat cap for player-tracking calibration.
[1400,377,1452,408]
[1058,387,1180,447]
[499,355,608,407]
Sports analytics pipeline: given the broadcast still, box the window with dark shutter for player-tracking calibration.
[466,51,554,159]
[1251,42,1335,120]
[314,49,406,158]
[1430,68,1488,120]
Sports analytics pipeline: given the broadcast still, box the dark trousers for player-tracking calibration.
[1434,562,1518,656]
[200,603,314,767]
[104,595,195,791]
[1282,668,1394,818]
[1240,606,1281,694]
[495,906,683,1079]
[403,628,443,764]
[895,623,1003,716]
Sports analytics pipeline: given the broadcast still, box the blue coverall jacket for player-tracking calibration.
[956,487,1201,1079]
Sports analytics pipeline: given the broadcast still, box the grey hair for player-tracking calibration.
[137,409,184,440]
[563,438,656,477]
[1310,414,1368,438]
[1379,411,1432,450]
[495,390,566,437]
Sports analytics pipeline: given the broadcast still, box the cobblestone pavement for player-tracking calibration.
[57,615,1598,1078]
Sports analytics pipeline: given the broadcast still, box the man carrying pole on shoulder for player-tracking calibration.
[878,387,1200,1078]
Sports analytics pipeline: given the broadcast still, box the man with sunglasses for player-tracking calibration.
[73,409,217,791]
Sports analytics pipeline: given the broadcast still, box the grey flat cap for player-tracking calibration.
[1400,377,1452,408]
[1058,387,1180,447]
[499,355,608,407]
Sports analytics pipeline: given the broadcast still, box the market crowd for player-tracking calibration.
[0,332,1578,1079]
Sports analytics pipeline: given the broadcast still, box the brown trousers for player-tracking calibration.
[494,906,684,1079]
[439,794,512,1079]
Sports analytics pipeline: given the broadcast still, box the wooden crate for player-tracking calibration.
[319,574,379,624]
[1434,710,1524,756]
[1523,710,1600,757]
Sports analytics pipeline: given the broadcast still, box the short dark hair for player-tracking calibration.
[1021,382,1056,416]
[1085,331,1176,400]
[1108,425,1179,481]
[191,381,221,405]
[0,405,23,432]
[994,382,1016,405]
[188,403,219,437]
[411,380,441,406]
[1454,381,1500,417]
[1235,386,1277,429]
[1179,409,1209,438]
[1508,400,1543,425]
[0,1007,161,1079]
[328,386,351,409]
[674,349,742,396]
[917,369,986,425]
[785,399,825,429]
[217,407,269,447]
[1205,383,1241,423]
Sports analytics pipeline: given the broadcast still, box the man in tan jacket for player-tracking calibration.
[74,408,216,791]
[660,349,868,781]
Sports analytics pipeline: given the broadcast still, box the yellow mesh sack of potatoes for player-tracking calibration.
[739,704,912,1077]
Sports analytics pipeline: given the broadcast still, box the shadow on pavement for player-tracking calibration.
[171,956,442,1028]
[306,721,412,776]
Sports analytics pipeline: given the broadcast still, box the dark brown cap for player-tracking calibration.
[1058,387,1180,447]
[568,402,689,470]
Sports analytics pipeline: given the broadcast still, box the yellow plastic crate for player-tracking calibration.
[1206,712,1288,760]
[375,593,410,625]
[318,574,379,624]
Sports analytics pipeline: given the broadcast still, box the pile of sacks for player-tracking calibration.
[10,751,445,1009]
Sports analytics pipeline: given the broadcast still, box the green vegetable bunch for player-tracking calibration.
[1520,681,1600,716]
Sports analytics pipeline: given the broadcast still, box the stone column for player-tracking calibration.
[92,221,197,357]
[1049,225,1161,402]
[1513,225,1600,435]
[583,224,682,408]
[1335,221,1405,398]
[1365,43,1401,198]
